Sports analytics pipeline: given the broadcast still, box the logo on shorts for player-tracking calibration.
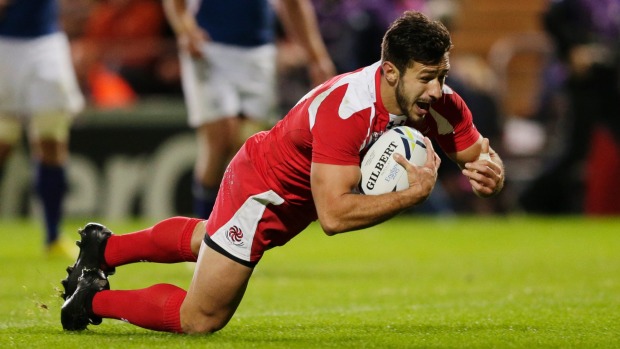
[226,226,244,246]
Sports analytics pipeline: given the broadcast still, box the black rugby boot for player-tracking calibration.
[61,223,115,300]
[61,268,109,331]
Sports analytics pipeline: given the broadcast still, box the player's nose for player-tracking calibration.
[427,79,443,100]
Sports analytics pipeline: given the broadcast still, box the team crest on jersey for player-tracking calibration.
[226,226,244,247]
[360,131,381,153]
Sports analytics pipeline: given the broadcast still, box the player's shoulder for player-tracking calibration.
[319,64,379,119]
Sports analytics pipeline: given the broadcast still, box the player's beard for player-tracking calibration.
[395,79,412,119]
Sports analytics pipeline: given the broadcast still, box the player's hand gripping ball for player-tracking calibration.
[359,126,427,195]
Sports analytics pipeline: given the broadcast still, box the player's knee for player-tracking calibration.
[180,307,229,334]
[182,315,227,334]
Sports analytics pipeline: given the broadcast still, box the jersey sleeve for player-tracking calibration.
[430,88,481,154]
[311,84,370,166]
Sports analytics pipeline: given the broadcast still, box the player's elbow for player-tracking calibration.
[321,225,340,236]
[318,216,346,236]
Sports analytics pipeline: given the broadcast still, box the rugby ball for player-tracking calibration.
[359,126,427,195]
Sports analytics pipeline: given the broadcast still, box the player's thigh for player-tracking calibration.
[181,242,253,333]
[0,115,22,164]
[29,112,71,142]
[28,112,72,164]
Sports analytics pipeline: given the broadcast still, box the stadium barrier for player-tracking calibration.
[0,98,196,220]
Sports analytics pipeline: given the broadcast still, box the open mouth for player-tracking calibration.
[415,101,430,114]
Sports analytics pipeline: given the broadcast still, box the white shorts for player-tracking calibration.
[179,42,277,128]
[0,32,84,118]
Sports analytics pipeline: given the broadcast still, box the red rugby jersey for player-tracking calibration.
[248,62,480,212]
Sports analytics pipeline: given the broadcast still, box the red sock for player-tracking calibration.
[104,217,202,267]
[92,284,186,333]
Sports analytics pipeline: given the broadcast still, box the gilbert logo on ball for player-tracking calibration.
[359,126,427,195]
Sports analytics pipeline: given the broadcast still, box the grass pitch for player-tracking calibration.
[0,216,618,348]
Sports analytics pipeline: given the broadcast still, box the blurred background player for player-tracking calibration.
[163,0,336,219]
[0,0,84,256]
[519,0,620,214]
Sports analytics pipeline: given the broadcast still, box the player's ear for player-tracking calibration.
[382,61,399,85]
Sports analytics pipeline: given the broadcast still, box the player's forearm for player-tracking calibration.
[318,188,430,236]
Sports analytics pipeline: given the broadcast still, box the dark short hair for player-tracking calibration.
[381,11,453,73]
